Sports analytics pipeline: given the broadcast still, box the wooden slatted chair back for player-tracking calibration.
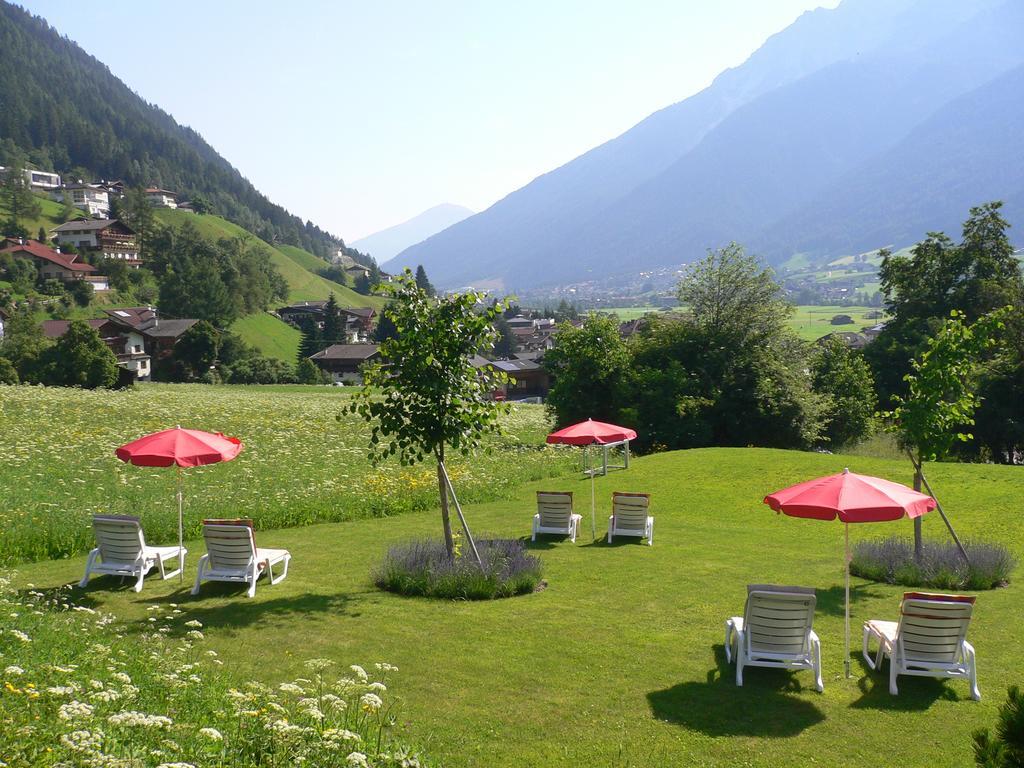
[536,492,573,528]
[92,515,145,564]
[897,592,976,665]
[202,519,257,571]
[744,586,816,658]
[612,492,650,532]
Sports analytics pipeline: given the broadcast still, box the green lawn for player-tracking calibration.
[10,445,1022,767]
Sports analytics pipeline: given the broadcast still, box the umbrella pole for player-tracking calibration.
[589,446,596,540]
[177,466,184,583]
[844,522,851,679]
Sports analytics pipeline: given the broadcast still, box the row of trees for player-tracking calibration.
[0,315,121,388]
[544,203,1023,462]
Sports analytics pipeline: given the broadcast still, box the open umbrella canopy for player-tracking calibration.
[546,418,637,446]
[116,427,243,468]
[764,469,936,522]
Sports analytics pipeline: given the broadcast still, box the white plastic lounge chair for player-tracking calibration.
[192,519,291,598]
[725,585,823,691]
[862,591,980,700]
[532,491,582,542]
[607,491,653,545]
[78,515,186,593]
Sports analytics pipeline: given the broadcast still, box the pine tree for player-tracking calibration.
[321,293,344,345]
[1,157,41,238]
[415,265,436,297]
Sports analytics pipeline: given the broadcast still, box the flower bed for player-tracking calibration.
[0,573,426,767]
[374,538,543,599]
[850,537,1016,590]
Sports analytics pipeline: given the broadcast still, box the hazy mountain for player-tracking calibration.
[396,0,1021,290]
[355,204,473,268]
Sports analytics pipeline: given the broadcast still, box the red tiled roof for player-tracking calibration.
[41,318,108,339]
[0,240,97,273]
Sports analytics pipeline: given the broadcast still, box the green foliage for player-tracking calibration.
[174,320,220,379]
[0,306,51,381]
[2,255,37,294]
[0,155,41,236]
[38,319,118,389]
[296,356,323,385]
[227,356,295,385]
[883,309,1009,463]
[322,293,344,345]
[0,355,18,384]
[544,312,632,428]
[67,278,93,307]
[492,314,515,358]
[974,686,1024,768]
[811,336,876,448]
[189,194,213,215]
[414,264,435,297]
[371,309,398,343]
[349,272,509,555]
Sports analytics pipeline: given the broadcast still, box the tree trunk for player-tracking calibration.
[436,451,455,559]
[913,461,923,562]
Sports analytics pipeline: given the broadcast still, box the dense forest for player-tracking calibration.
[0,1,372,266]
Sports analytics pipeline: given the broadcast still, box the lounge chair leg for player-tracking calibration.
[267,555,290,586]
[191,555,208,596]
[134,567,146,593]
[724,620,734,664]
[862,625,878,671]
[647,518,654,546]
[78,550,98,588]
[736,643,745,687]
[889,652,899,696]
[965,642,981,701]
[247,563,259,598]
[812,633,823,692]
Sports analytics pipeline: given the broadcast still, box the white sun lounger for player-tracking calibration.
[607,491,653,545]
[192,519,290,598]
[78,515,186,592]
[532,491,582,542]
[725,584,823,691]
[862,591,980,700]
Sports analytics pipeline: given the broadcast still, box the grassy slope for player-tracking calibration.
[788,305,885,341]
[153,209,385,359]
[12,430,1023,767]
[18,193,70,236]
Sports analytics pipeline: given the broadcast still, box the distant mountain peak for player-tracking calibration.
[354,204,474,268]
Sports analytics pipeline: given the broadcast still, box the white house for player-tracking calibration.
[49,183,110,217]
[25,169,62,191]
[145,187,177,208]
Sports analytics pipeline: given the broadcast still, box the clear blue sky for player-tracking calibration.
[23,0,838,242]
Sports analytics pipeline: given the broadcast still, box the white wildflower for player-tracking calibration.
[90,689,122,703]
[8,629,30,643]
[60,729,104,754]
[360,693,383,713]
[185,630,204,641]
[304,658,335,672]
[184,619,202,628]
[346,752,369,767]
[108,711,173,729]
[58,700,95,721]
[278,682,305,695]
[375,662,398,673]
[47,685,77,696]
[349,664,368,682]
[368,681,387,693]
[4,665,24,676]
[199,727,223,742]
[112,672,132,685]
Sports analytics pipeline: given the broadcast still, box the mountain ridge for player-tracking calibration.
[357,203,474,267]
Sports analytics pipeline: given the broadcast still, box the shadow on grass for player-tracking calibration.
[647,645,826,737]
[814,582,888,618]
[849,654,962,710]
[131,589,361,632]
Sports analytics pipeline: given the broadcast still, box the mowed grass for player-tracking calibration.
[0,384,574,564]
[787,305,885,341]
[10,446,1023,767]
[229,310,301,362]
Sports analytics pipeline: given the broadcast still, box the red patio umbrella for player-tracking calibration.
[116,426,243,581]
[547,419,637,539]
[764,468,936,677]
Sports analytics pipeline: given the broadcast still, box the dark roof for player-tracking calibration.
[41,318,107,339]
[103,307,157,330]
[53,218,134,234]
[142,319,199,339]
[341,307,375,319]
[0,240,96,273]
[145,187,176,196]
[309,344,380,361]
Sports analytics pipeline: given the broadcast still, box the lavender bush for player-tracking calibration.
[374,538,543,599]
[851,537,1016,590]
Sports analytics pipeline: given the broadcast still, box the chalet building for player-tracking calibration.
[48,183,110,217]
[308,344,381,384]
[0,239,108,291]
[102,307,198,360]
[145,187,177,208]
[278,300,328,326]
[25,169,61,191]
[345,264,371,281]
[277,301,374,343]
[41,318,151,380]
[816,331,869,350]
[52,219,141,267]
[471,355,550,401]
[340,307,376,334]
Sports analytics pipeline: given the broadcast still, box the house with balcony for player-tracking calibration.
[41,318,151,380]
[102,306,198,360]
[0,239,108,290]
[308,344,381,384]
[52,219,141,267]
[49,183,110,217]
[145,187,178,208]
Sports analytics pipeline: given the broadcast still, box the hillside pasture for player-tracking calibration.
[9,440,1023,767]
[787,305,884,341]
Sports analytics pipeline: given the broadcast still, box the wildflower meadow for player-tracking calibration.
[0,384,575,565]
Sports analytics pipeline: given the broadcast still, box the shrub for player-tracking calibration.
[851,536,1016,590]
[0,573,427,767]
[973,685,1024,767]
[375,538,543,599]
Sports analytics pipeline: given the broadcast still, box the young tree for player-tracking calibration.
[353,272,371,295]
[124,186,156,260]
[296,357,323,385]
[884,308,1009,558]
[371,309,398,343]
[349,272,508,558]
[174,321,220,379]
[321,293,344,344]
[68,279,94,308]
[811,337,876,449]
[1,158,42,238]
[973,685,1024,768]
[492,315,516,358]
[0,356,19,384]
[0,308,50,381]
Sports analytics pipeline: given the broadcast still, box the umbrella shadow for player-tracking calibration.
[815,583,887,618]
[131,588,360,633]
[849,654,962,710]
[647,645,826,737]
